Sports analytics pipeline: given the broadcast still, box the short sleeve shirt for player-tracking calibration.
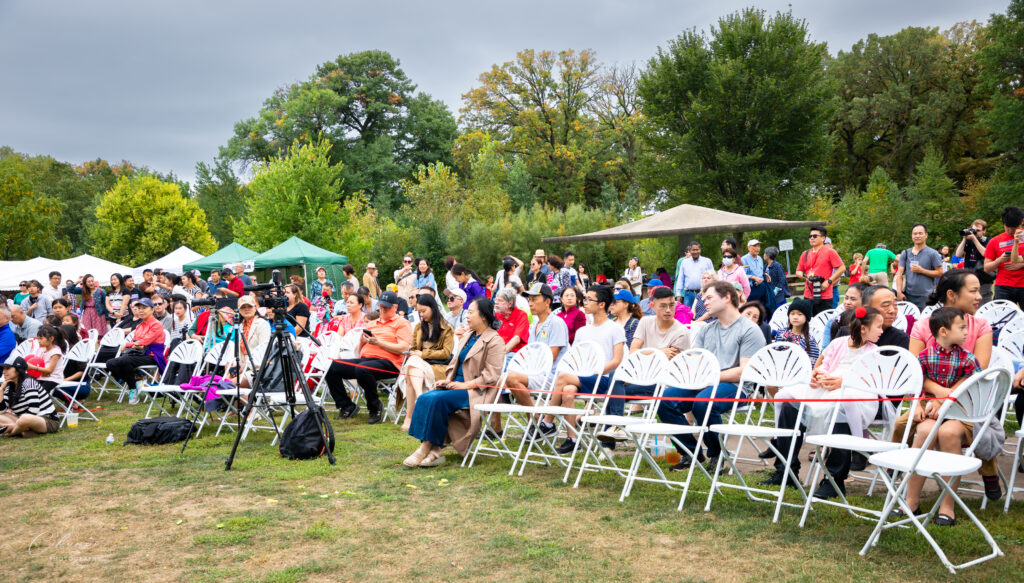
[911,313,992,354]
[898,246,943,296]
[359,315,413,370]
[694,316,766,370]
[984,232,1024,288]
[573,320,626,364]
[633,316,691,352]
[796,247,843,299]
[864,248,896,274]
[496,308,530,353]
[529,314,570,373]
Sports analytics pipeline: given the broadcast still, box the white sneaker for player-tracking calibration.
[128,389,139,405]
[596,427,629,442]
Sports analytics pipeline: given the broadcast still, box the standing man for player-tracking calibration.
[362,263,382,299]
[218,268,244,299]
[21,280,53,319]
[795,227,846,315]
[234,263,252,287]
[894,223,943,311]
[863,244,897,287]
[984,206,1024,308]
[138,269,156,297]
[42,271,63,303]
[742,239,768,306]
[562,251,580,288]
[823,237,842,309]
[674,241,714,308]
[955,219,992,303]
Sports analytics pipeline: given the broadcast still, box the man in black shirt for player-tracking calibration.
[833,285,910,349]
[955,219,992,303]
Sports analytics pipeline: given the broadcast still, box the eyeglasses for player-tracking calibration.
[583,297,597,303]
[403,259,413,263]
[445,297,457,302]
[808,234,821,239]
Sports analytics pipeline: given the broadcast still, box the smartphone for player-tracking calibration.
[362,329,374,337]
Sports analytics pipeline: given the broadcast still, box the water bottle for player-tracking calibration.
[105,433,115,445]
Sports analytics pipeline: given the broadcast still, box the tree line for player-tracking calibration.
[1,3,1021,273]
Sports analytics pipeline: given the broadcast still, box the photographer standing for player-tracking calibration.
[956,219,992,303]
[984,206,1024,309]
[796,227,845,315]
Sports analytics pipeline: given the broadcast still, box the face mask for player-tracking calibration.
[722,258,733,267]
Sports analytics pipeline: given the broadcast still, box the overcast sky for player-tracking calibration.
[0,0,1009,186]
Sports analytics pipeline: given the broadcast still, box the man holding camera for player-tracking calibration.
[956,219,992,303]
[984,206,1024,309]
[324,291,412,424]
[796,227,845,315]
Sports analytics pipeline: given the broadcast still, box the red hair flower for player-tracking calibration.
[854,307,867,318]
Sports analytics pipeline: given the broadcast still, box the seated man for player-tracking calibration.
[494,287,529,358]
[660,281,765,470]
[0,308,16,363]
[444,288,468,332]
[9,306,41,343]
[324,291,412,424]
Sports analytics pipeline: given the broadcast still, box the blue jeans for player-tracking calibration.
[408,389,469,447]
[683,290,700,308]
[606,381,656,416]
[659,382,741,458]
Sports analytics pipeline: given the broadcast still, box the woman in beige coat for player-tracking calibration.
[404,297,505,467]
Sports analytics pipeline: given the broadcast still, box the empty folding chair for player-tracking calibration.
[704,342,813,523]
[619,348,721,509]
[87,328,126,400]
[1005,428,1024,513]
[860,367,1011,573]
[977,299,1024,338]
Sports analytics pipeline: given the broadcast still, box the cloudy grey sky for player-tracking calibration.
[0,0,1008,185]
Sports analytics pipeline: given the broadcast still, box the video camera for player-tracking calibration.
[807,275,826,300]
[243,269,288,309]
[960,228,976,238]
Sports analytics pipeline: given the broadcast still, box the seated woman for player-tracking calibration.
[399,294,454,431]
[0,356,60,437]
[232,296,270,389]
[740,300,773,344]
[336,293,367,336]
[28,325,66,394]
[403,297,505,468]
[105,298,166,405]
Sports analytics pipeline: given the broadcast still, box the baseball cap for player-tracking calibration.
[747,239,761,246]
[2,356,28,374]
[521,282,553,300]
[445,288,466,301]
[135,298,154,308]
[238,296,257,309]
[646,278,664,288]
[613,289,637,304]
[824,237,833,245]
[378,290,400,308]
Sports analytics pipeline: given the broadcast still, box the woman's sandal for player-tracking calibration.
[403,451,427,468]
[419,451,446,467]
[934,513,957,526]
[890,506,920,518]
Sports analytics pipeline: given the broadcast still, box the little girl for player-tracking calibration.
[773,299,820,362]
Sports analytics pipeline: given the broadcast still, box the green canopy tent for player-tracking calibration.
[252,236,349,298]
[182,242,258,275]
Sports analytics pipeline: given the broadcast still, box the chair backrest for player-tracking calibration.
[11,338,39,360]
[664,348,720,392]
[896,301,920,320]
[204,341,236,366]
[1001,313,1024,338]
[88,328,99,348]
[504,342,554,378]
[336,328,363,359]
[997,328,1024,360]
[918,304,938,319]
[609,348,671,389]
[977,299,1023,332]
[555,341,604,378]
[988,345,1017,373]
[63,340,94,364]
[927,367,1012,458]
[168,339,204,366]
[739,342,813,389]
[769,303,791,332]
[844,346,923,397]
[891,313,909,334]
[810,309,834,346]
[100,328,125,349]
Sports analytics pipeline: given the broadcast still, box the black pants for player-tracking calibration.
[325,358,398,412]
[810,298,833,316]
[994,285,1024,310]
[773,402,852,482]
[106,353,156,388]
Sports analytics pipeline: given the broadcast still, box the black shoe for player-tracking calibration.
[983,476,1002,501]
[555,439,577,455]
[484,427,505,440]
[759,470,801,489]
[530,422,556,440]
[850,452,868,472]
[367,406,382,425]
[889,505,920,518]
[668,451,705,472]
[758,448,776,460]
[703,455,720,473]
[934,513,956,527]
[337,402,359,419]
[813,479,846,500]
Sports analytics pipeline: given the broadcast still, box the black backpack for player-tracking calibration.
[124,416,195,445]
[279,408,335,460]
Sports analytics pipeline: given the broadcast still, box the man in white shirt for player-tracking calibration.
[674,242,715,308]
[443,288,468,332]
[42,271,64,303]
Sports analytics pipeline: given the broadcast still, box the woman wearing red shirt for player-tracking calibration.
[556,287,587,344]
[106,298,166,405]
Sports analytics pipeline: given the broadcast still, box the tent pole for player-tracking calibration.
[302,263,309,297]
[678,235,687,258]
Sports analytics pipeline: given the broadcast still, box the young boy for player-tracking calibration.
[904,307,989,525]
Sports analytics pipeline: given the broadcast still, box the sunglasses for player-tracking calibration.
[808,234,821,239]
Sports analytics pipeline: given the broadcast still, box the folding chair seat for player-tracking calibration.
[620,348,721,509]
[860,368,1011,573]
[87,328,126,400]
[798,347,923,526]
[52,342,99,427]
[139,340,205,419]
[568,348,672,487]
[465,342,554,468]
[704,342,813,523]
[508,342,605,476]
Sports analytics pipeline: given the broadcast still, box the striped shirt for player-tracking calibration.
[1,377,56,417]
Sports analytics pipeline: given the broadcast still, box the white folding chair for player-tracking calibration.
[88,328,126,400]
[977,299,1024,337]
[139,340,205,419]
[1005,429,1024,513]
[918,304,938,319]
[798,347,923,526]
[52,342,99,427]
[860,368,1012,573]
[810,309,835,347]
[568,348,672,487]
[997,328,1024,358]
[466,342,553,468]
[704,342,813,523]
[768,302,791,333]
[10,338,39,360]
[619,348,721,509]
[896,301,920,321]
[508,341,605,476]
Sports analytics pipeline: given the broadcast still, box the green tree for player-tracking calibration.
[194,157,248,246]
[91,175,216,265]
[827,24,993,191]
[829,167,910,258]
[638,9,832,217]
[222,50,457,210]
[0,160,66,260]
[234,138,347,252]
[905,150,963,245]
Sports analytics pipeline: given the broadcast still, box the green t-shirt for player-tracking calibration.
[864,248,896,274]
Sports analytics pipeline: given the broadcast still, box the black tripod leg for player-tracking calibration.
[181,333,235,455]
[224,332,279,470]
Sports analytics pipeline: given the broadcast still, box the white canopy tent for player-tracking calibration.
[133,246,204,278]
[0,254,133,290]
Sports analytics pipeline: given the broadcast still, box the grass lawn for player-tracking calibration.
[2,401,1022,583]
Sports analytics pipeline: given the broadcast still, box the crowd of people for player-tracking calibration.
[2,213,1024,526]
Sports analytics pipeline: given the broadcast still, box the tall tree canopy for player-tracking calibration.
[638,8,832,217]
[222,50,457,210]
